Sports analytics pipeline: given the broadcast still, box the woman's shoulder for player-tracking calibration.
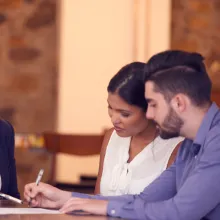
[104,128,115,139]
[157,136,184,144]
[154,136,184,150]
[101,128,114,150]
[106,128,131,144]
[104,128,131,156]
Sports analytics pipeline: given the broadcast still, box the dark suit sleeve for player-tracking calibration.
[5,121,20,199]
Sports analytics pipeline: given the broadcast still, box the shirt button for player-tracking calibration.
[111,209,116,215]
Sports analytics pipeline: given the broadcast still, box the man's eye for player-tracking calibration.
[149,104,156,108]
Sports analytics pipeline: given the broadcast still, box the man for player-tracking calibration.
[0,119,20,199]
[24,50,220,219]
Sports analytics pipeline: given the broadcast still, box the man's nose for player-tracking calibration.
[146,108,154,120]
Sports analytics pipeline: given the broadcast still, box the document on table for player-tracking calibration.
[0,208,60,215]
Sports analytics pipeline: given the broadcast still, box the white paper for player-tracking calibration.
[0,208,60,215]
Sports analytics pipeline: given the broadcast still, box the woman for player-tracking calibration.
[95,62,183,195]
[0,119,20,198]
[23,62,184,210]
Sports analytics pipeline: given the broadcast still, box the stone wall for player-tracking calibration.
[0,0,57,132]
[171,0,220,91]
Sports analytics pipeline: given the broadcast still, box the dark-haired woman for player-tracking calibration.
[95,62,183,196]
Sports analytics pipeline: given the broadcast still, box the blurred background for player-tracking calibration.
[0,0,220,196]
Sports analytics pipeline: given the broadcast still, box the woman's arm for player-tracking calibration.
[5,121,20,198]
[94,128,114,194]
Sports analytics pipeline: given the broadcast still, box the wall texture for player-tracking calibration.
[171,0,220,91]
[0,0,57,132]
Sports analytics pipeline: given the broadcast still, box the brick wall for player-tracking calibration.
[0,0,57,132]
[171,0,220,91]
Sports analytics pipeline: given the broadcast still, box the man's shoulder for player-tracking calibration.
[206,123,220,143]
[175,139,193,160]
[0,119,13,135]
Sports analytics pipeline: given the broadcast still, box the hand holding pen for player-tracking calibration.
[28,169,44,205]
[24,181,72,209]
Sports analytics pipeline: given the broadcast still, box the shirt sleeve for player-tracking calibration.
[71,156,177,218]
[71,191,134,202]
[72,161,176,200]
[107,131,220,220]
[5,121,20,199]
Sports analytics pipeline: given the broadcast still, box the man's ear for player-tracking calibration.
[171,94,187,113]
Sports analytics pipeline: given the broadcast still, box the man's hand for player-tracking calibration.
[59,198,108,215]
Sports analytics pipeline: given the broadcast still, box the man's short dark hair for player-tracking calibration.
[144,50,212,106]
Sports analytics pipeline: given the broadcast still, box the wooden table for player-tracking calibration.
[0,200,120,220]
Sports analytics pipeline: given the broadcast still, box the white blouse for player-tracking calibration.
[100,130,183,196]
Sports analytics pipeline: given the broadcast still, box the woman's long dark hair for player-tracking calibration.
[107,62,147,112]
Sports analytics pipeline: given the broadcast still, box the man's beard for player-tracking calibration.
[156,107,183,139]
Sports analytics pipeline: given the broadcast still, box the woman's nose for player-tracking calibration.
[111,114,120,125]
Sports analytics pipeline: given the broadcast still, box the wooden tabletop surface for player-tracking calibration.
[0,200,121,220]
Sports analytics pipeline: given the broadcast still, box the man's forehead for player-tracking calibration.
[144,81,162,102]
[145,81,154,91]
[145,81,155,96]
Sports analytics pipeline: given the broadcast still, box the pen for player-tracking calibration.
[0,193,23,204]
[29,169,44,205]
[35,169,44,186]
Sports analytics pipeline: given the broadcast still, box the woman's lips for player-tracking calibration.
[114,126,124,131]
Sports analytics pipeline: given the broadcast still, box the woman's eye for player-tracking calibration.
[121,113,130,117]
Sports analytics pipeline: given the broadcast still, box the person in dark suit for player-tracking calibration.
[0,119,20,199]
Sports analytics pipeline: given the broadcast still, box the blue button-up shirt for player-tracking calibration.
[72,103,220,220]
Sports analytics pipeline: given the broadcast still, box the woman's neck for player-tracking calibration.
[133,121,158,143]
[128,122,157,163]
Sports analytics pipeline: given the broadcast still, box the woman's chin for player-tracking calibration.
[115,130,130,137]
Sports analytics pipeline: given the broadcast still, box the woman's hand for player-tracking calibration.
[24,182,72,209]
